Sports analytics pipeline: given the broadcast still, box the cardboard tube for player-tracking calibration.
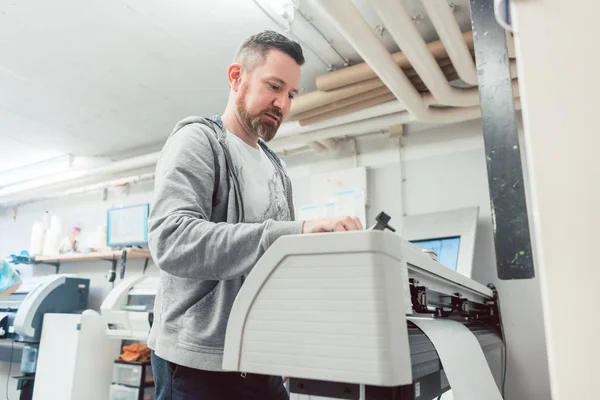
[290,78,385,116]
[293,62,460,122]
[290,86,391,121]
[290,58,455,119]
[315,31,474,91]
[411,63,460,92]
[298,93,397,126]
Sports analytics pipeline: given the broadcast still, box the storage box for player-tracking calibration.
[109,384,155,400]
[112,360,153,387]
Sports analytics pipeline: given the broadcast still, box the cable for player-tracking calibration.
[6,339,14,400]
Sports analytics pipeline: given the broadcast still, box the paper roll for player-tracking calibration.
[408,317,503,400]
[291,78,385,117]
[291,86,391,122]
[289,58,460,123]
[315,31,474,91]
[298,93,397,126]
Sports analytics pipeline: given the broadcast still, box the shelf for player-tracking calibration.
[34,249,152,264]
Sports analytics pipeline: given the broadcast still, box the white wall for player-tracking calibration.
[0,118,550,399]
[511,1,600,398]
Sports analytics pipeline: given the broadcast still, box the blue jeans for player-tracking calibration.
[151,351,289,400]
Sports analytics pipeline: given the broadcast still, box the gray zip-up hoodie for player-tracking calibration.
[146,116,304,371]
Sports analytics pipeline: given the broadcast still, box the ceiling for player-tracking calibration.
[0,0,473,172]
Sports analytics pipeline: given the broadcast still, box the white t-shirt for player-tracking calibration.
[225,131,291,223]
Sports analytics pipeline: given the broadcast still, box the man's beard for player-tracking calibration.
[236,85,282,142]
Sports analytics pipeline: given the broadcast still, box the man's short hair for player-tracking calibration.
[234,30,305,71]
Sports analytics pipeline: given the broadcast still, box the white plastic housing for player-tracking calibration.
[100,275,157,341]
[223,230,413,387]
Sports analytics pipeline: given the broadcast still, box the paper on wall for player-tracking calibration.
[407,317,503,400]
[298,203,335,222]
[332,189,367,228]
[298,188,366,228]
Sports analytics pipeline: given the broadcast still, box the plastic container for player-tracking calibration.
[112,360,153,387]
[30,221,45,256]
[42,215,65,256]
[42,227,60,256]
[97,225,107,249]
[109,384,155,400]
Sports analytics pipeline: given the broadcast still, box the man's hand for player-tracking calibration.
[302,216,364,233]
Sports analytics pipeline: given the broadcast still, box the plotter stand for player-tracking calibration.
[222,228,504,399]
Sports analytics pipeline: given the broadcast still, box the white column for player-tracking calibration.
[511,0,600,398]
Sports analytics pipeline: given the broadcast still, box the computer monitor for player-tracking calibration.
[410,236,461,271]
[401,207,479,278]
[107,204,150,247]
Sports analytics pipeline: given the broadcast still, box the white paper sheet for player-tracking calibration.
[407,317,503,400]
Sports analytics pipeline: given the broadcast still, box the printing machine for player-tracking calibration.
[0,274,90,400]
[98,213,504,399]
[100,274,158,340]
[222,213,505,400]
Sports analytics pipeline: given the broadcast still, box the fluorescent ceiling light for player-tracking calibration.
[0,155,113,195]
[0,169,87,197]
[0,155,74,189]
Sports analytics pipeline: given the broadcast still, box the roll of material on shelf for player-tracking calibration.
[298,93,397,126]
[315,31,474,92]
[289,58,460,123]
[408,317,503,400]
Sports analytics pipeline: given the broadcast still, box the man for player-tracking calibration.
[147,30,363,399]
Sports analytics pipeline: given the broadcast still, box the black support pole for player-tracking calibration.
[469,0,534,279]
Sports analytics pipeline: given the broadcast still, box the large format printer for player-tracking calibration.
[100,274,158,340]
[0,274,90,400]
[98,213,504,399]
[222,214,504,400]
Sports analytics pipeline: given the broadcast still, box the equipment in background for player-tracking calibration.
[402,207,479,277]
[100,275,158,341]
[107,204,150,248]
[0,275,90,400]
[31,312,121,400]
[222,212,503,400]
[110,359,155,400]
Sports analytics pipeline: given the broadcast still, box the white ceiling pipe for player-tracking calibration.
[0,154,74,189]
[0,166,156,207]
[0,151,160,197]
[319,138,338,150]
[1,173,156,208]
[423,78,520,107]
[312,0,471,123]
[308,141,328,153]
[370,0,479,106]
[271,111,417,152]
[276,62,518,141]
[421,0,479,86]
[278,100,405,138]
[271,96,522,154]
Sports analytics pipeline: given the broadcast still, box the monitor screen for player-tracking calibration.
[411,236,461,271]
[107,204,149,247]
